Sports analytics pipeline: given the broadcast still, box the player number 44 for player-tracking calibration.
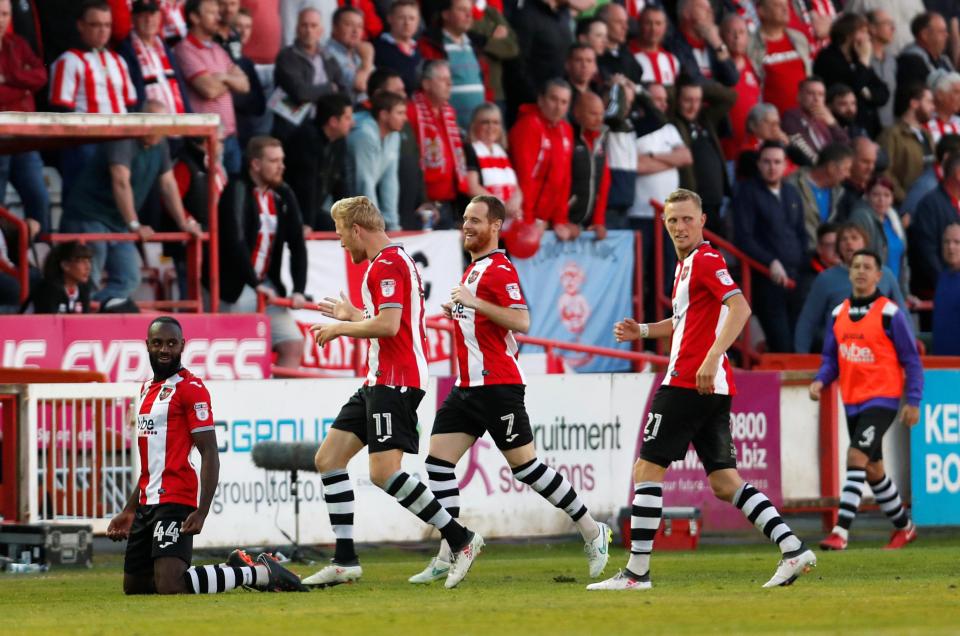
[153,521,180,548]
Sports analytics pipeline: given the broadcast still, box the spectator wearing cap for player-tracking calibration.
[118,0,191,114]
[175,0,250,175]
[733,140,807,353]
[0,0,49,240]
[812,12,890,138]
[374,0,423,96]
[747,0,810,116]
[897,12,954,91]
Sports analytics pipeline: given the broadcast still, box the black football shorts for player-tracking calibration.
[432,384,533,450]
[846,407,897,461]
[331,385,425,454]
[123,503,195,574]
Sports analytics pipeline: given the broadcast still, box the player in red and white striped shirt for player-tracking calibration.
[107,317,305,595]
[306,196,483,590]
[48,3,136,113]
[407,195,612,585]
[590,188,816,592]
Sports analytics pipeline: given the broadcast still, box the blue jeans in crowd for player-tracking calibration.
[222,135,242,176]
[59,217,141,302]
[0,151,50,232]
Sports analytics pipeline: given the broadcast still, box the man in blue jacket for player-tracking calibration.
[345,91,405,231]
[733,141,806,352]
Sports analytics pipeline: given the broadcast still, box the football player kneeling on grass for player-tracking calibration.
[107,316,307,594]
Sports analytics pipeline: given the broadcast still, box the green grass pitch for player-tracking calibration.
[2,536,959,635]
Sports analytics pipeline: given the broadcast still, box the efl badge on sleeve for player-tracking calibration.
[381,279,396,298]
[159,387,173,401]
[505,283,522,301]
[194,402,210,421]
[716,269,735,286]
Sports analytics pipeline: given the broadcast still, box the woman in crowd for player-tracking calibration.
[24,241,94,314]
[465,102,523,221]
[849,176,909,295]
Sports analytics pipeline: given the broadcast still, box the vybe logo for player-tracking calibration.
[839,342,875,363]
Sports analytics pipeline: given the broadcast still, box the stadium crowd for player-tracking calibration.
[0,0,959,361]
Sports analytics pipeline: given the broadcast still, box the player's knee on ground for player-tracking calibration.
[153,558,189,595]
[122,573,154,595]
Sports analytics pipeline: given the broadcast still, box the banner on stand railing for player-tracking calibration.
[512,230,635,373]
[281,231,464,374]
[0,314,270,381]
[911,370,960,526]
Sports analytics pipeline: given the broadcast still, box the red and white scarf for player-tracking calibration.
[472,141,517,203]
[131,32,186,114]
[160,0,188,42]
[413,91,468,194]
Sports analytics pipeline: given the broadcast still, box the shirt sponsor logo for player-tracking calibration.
[381,279,396,298]
[194,402,210,421]
[505,283,522,301]
[716,269,734,286]
[839,342,876,364]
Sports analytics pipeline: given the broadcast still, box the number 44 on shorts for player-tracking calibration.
[154,521,180,549]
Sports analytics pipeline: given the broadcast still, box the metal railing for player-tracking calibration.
[265,296,669,379]
[21,383,140,531]
[651,199,796,367]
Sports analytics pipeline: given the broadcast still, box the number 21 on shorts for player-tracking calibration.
[644,412,663,442]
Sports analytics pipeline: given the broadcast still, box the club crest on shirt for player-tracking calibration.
[194,402,210,421]
[505,283,522,301]
[158,387,174,401]
[381,279,396,298]
[680,266,690,281]
[467,270,480,284]
[716,269,735,286]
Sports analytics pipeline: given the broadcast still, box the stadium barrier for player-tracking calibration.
[0,112,223,311]
[0,206,29,305]
[3,370,926,546]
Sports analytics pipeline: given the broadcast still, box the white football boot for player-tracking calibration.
[302,562,363,587]
[584,522,613,578]
[762,548,817,588]
[445,532,484,589]
[586,570,652,591]
[408,557,451,584]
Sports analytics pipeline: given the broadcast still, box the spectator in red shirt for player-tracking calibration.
[0,0,49,239]
[720,12,761,162]
[509,78,576,241]
[747,0,811,116]
[240,0,279,64]
[407,59,469,229]
[570,91,610,240]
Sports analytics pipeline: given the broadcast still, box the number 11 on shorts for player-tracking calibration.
[374,413,393,442]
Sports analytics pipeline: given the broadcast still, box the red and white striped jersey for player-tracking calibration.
[926,115,960,146]
[663,242,740,395]
[452,249,527,387]
[472,142,518,204]
[49,48,136,114]
[251,188,278,280]
[135,368,213,507]
[362,244,429,389]
[632,49,679,86]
